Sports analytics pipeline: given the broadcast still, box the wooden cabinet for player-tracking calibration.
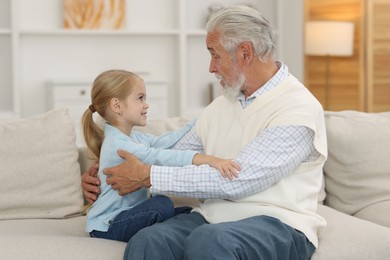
[366,0,390,111]
[305,0,390,112]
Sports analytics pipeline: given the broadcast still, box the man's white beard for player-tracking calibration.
[215,71,246,103]
[223,74,245,102]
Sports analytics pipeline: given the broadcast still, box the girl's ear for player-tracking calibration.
[109,98,121,114]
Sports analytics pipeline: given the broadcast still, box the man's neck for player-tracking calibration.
[242,60,278,98]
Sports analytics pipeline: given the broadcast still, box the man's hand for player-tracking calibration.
[103,150,152,196]
[81,164,101,204]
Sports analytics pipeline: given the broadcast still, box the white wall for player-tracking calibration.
[276,0,304,80]
[1,0,304,119]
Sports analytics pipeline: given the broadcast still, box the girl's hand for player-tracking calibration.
[209,158,241,180]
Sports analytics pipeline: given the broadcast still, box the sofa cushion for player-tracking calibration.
[0,235,126,260]
[311,204,390,260]
[0,216,88,237]
[353,200,390,228]
[323,111,390,222]
[0,108,84,219]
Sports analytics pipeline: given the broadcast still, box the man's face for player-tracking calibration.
[206,32,245,101]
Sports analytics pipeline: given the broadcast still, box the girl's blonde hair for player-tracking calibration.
[81,70,141,160]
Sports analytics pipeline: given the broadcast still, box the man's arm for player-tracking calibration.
[104,150,151,196]
[102,127,204,195]
[81,125,201,202]
[81,164,100,204]
[103,125,319,199]
[150,125,319,199]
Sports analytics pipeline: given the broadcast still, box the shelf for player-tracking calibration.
[2,0,303,119]
[0,111,17,120]
[17,29,208,37]
[19,29,181,36]
[186,30,207,36]
[0,29,11,34]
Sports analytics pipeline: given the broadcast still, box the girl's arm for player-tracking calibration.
[192,154,240,180]
[134,119,196,149]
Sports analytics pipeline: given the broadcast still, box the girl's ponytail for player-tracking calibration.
[81,107,103,161]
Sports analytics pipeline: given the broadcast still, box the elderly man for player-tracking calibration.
[82,5,327,260]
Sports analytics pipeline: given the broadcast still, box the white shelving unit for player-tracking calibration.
[46,79,168,147]
[0,0,14,119]
[0,0,304,120]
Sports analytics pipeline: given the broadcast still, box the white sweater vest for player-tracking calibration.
[193,75,327,247]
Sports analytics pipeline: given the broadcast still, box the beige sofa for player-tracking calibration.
[0,108,389,260]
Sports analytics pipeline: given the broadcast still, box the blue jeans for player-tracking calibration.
[90,195,192,242]
[124,212,316,260]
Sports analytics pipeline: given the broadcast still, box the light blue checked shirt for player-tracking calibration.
[150,61,320,199]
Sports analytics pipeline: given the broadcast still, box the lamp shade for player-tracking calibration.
[305,21,354,56]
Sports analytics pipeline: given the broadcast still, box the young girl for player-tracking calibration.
[82,69,240,243]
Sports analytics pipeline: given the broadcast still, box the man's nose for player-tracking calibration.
[209,61,217,73]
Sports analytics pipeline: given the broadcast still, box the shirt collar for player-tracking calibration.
[238,61,289,106]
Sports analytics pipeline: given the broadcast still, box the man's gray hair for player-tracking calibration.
[206,5,276,62]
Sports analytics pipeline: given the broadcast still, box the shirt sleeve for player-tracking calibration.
[117,134,197,167]
[172,127,204,153]
[131,119,196,149]
[150,125,319,199]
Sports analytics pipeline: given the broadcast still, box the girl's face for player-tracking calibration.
[120,79,149,129]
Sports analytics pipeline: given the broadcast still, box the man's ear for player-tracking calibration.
[240,42,253,65]
[109,98,121,114]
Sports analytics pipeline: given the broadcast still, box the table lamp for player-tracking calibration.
[305,21,354,109]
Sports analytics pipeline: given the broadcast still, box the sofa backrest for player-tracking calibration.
[323,110,390,227]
